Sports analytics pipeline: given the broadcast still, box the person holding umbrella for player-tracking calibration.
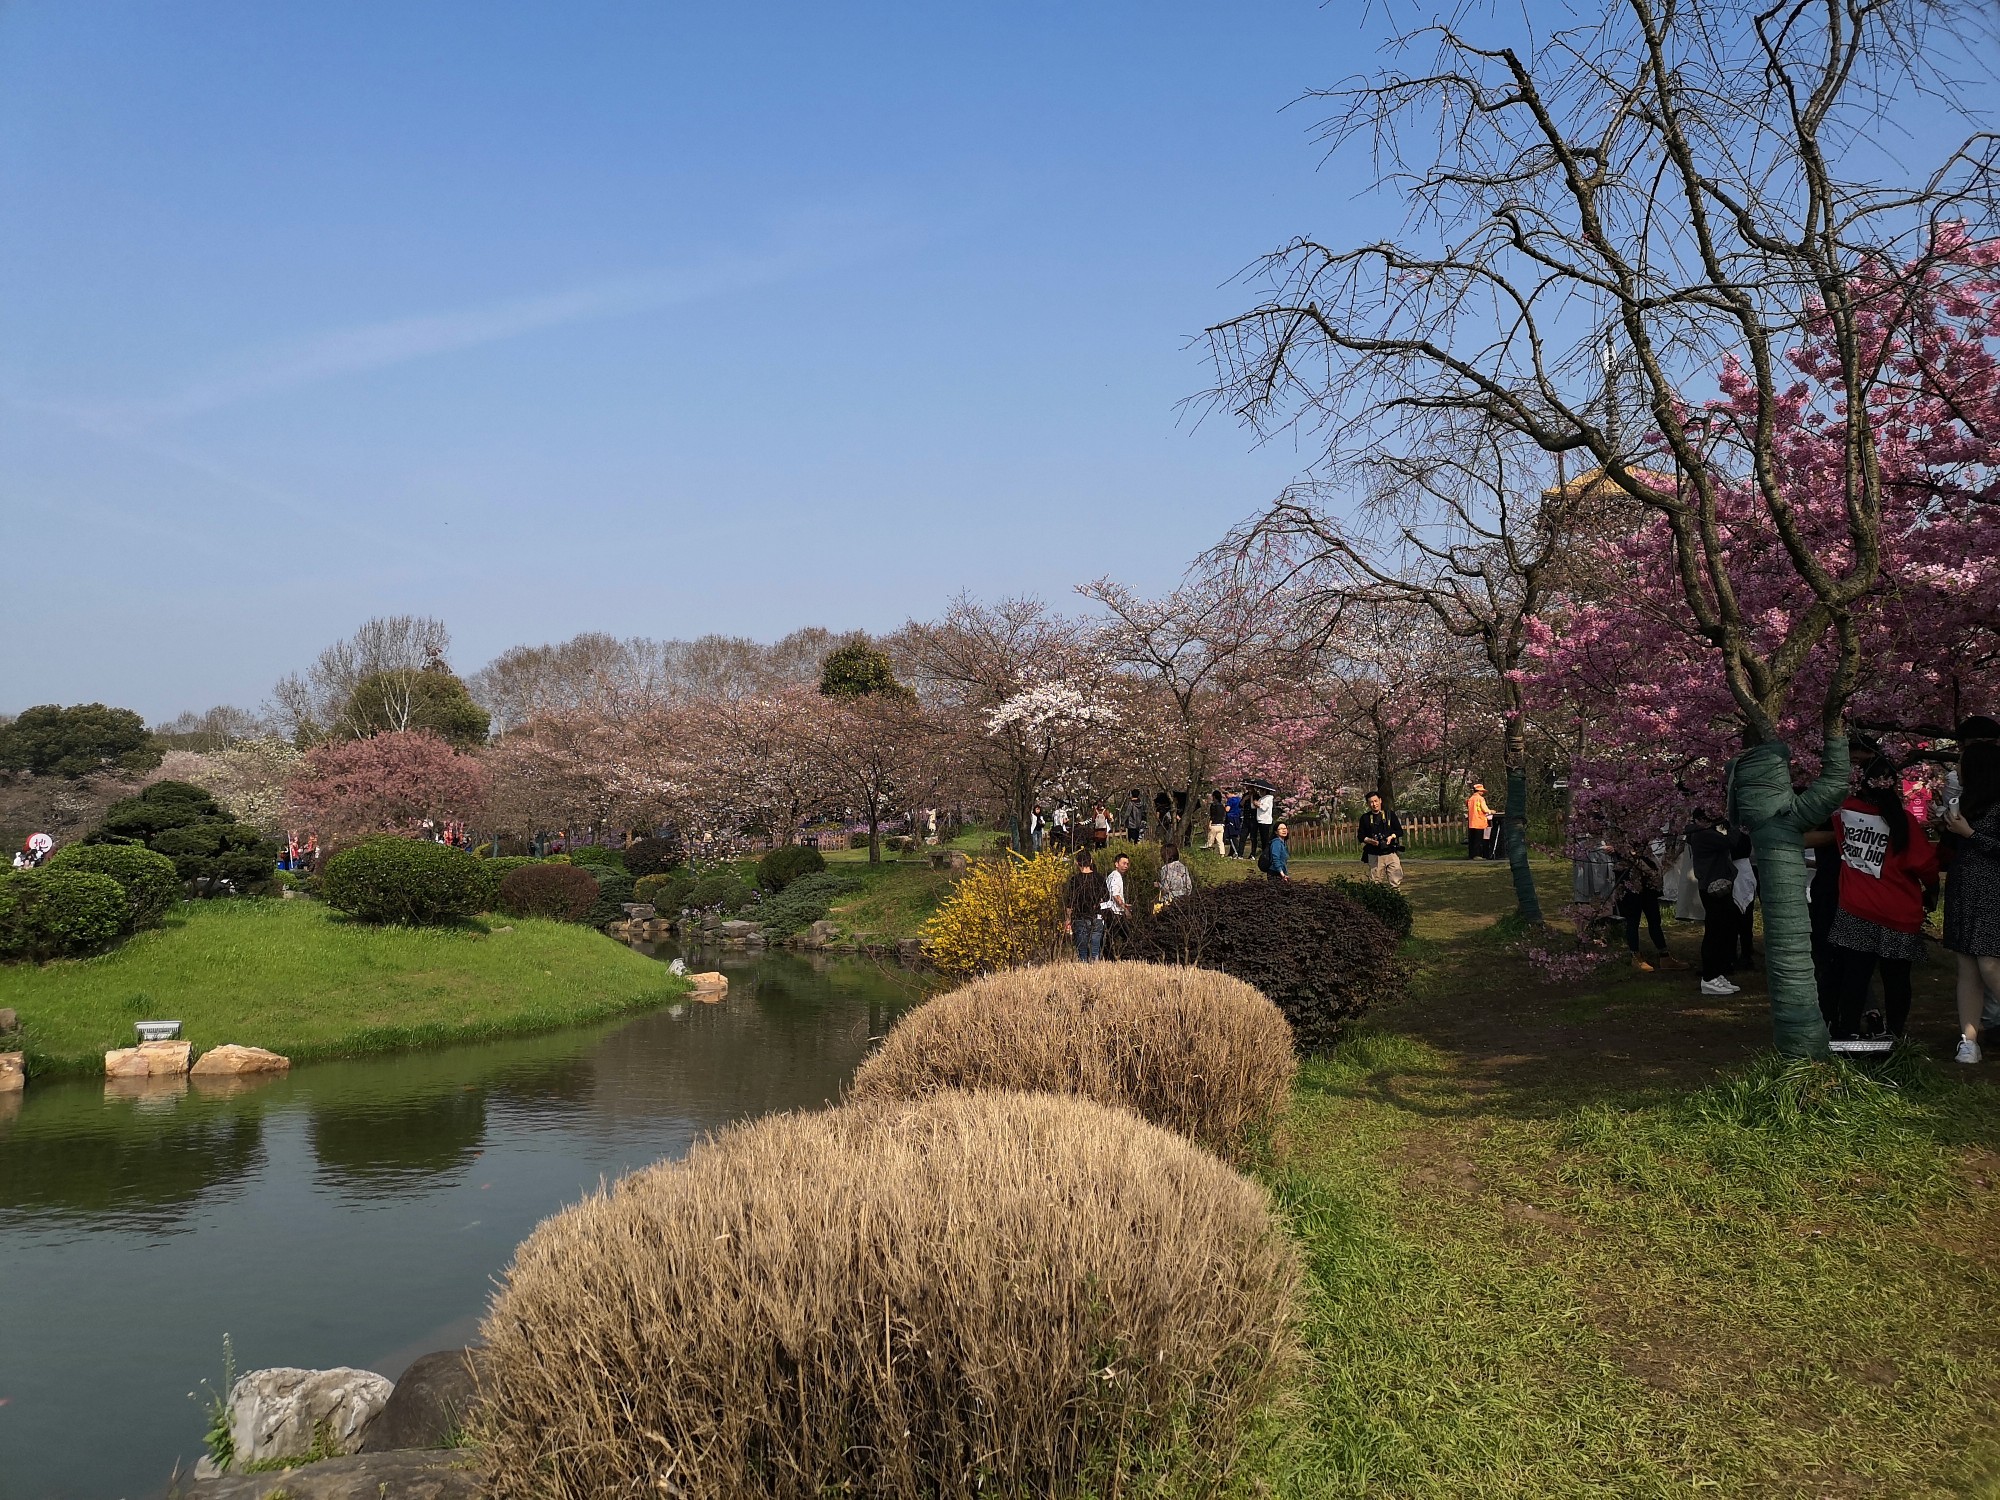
[1247,778,1277,864]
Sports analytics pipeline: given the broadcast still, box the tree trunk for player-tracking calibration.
[1501,711,1544,923]
[1731,736,1847,1059]
[1503,765,1543,923]
[867,804,881,864]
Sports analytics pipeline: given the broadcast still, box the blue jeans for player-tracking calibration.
[1072,915,1106,962]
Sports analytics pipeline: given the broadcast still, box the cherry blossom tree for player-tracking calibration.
[895,597,1116,845]
[1078,567,1282,844]
[812,644,934,863]
[1202,0,2000,1055]
[285,730,488,846]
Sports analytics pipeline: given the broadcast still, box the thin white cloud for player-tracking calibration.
[54,224,882,433]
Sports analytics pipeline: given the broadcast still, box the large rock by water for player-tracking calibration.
[191,1045,291,1077]
[686,971,728,1001]
[0,1052,22,1093]
[104,1040,192,1078]
[225,1367,392,1467]
[359,1350,480,1452]
[179,1449,476,1499]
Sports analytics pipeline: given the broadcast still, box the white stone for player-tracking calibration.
[226,1366,393,1466]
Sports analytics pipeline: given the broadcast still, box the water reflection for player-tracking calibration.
[0,945,926,1500]
[0,1100,265,1229]
[311,1089,487,1190]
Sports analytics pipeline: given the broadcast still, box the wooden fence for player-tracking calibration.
[1279,814,1469,857]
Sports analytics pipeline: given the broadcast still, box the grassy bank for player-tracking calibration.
[1239,859,2000,1497]
[3,898,688,1078]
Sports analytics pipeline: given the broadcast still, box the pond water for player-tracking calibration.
[0,944,925,1500]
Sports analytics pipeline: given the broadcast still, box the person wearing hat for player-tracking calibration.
[1465,783,1494,860]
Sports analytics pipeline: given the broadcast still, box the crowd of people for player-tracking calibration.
[1581,716,2000,1062]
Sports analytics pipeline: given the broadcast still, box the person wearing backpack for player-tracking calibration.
[1261,823,1291,881]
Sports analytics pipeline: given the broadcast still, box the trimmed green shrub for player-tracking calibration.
[87,780,278,893]
[1135,879,1401,1051]
[479,856,544,909]
[686,872,751,913]
[498,864,600,922]
[623,836,683,878]
[473,1092,1299,1500]
[758,842,826,892]
[754,870,861,938]
[658,873,699,912]
[1328,876,1414,941]
[0,702,160,778]
[0,868,129,961]
[586,869,637,927]
[632,873,675,906]
[322,837,487,925]
[44,844,181,929]
[568,844,627,872]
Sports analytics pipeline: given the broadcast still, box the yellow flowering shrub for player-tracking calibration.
[920,852,1073,979]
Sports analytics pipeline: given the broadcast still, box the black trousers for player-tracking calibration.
[1700,889,1738,981]
[1249,821,1271,859]
[1467,829,1486,859]
[1620,891,1666,954]
[1828,944,1912,1038]
[1735,896,1756,963]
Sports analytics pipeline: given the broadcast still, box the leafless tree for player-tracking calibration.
[1223,423,1612,919]
[270,616,453,743]
[1201,0,1999,1054]
[1079,567,1282,844]
[894,596,1115,846]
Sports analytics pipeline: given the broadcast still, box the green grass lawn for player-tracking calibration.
[2,898,688,1078]
[1237,858,2000,1497]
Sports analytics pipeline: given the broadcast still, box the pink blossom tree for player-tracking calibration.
[286,730,488,847]
[1202,0,2000,1054]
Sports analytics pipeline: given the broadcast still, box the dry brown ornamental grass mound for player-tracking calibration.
[473,1091,1299,1500]
[849,961,1296,1160]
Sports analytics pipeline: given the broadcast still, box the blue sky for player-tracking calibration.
[0,0,1391,717]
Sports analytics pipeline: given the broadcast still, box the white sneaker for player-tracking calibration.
[1699,977,1738,997]
[1957,1037,1982,1065]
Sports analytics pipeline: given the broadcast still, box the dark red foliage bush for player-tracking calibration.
[497,864,601,923]
[1134,879,1401,1052]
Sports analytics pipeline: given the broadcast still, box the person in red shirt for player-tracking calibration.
[1827,758,1940,1039]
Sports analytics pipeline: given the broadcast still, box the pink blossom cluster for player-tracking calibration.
[1524,234,2000,846]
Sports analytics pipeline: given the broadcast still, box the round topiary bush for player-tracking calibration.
[632,872,673,906]
[757,842,826,892]
[44,843,182,929]
[478,856,543,909]
[473,1092,1299,1499]
[0,868,129,961]
[623,835,683,879]
[497,863,600,922]
[1328,876,1415,941]
[685,871,751,912]
[1135,879,1402,1052]
[585,868,637,927]
[850,962,1295,1161]
[321,838,487,925]
[567,844,627,872]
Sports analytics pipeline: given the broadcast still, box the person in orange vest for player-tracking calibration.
[1466,783,1494,860]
